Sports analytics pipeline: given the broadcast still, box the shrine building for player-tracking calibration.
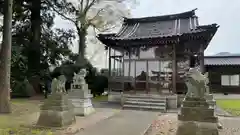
[97,9,219,110]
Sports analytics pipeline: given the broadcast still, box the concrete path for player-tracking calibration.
[215,106,232,117]
[77,110,158,135]
[214,94,240,99]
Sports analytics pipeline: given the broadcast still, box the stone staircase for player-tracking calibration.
[121,94,167,112]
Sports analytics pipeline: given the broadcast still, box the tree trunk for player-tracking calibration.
[0,0,13,113]
[28,0,41,76]
[77,25,87,58]
[28,0,41,93]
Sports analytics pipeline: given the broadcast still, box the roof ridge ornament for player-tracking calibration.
[192,8,198,12]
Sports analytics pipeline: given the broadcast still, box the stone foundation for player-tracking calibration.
[205,94,216,108]
[69,98,95,116]
[177,121,219,135]
[166,95,178,109]
[37,93,76,127]
[108,92,122,103]
[176,97,219,135]
[68,84,95,116]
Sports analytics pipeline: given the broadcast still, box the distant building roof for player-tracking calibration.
[214,52,240,57]
[204,55,240,66]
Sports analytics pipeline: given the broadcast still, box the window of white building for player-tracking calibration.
[221,75,239,86]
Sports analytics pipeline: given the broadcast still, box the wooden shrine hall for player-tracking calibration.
[97,9,219,96]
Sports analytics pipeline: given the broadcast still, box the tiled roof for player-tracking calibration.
[98,9,219,41]
[123,9,197,23]
[204,56,240,66]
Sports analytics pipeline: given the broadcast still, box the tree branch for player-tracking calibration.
[85,0,90,11]
[44,0,77,25]
[84,0,97,14]
[88,8,104,23]
[79,0,84,12]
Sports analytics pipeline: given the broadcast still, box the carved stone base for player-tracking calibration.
[74,105,95,116]
[68,87,95,116]
[70,98,95,116]
[37,93,75,127]
[176,121,219,135]
[179,97,218,123]
[177,97,219,135]
[205,94,216,108]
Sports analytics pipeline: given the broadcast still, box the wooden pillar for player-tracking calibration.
[134,60,136,92]
[108,47,112,77]
[128,49,132,78]
[172,44,177,93]
[113,50,116,70]
[199,44,205,73]
[108,47,112,93]
[158,60,161,93]
[146,60,149,93]
[122,51,125,92]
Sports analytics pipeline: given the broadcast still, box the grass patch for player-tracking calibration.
[0,128,54,135]
[216,99,240,116]
[93,95,108,102]
[0,98,54,135]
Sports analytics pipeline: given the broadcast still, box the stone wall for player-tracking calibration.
[108,92,122,103]
[177,94,185,107]
[166,95,178,109]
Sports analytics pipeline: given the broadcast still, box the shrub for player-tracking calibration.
[11,79,35,98]
[224,92,228,95]
[90,75,108,97]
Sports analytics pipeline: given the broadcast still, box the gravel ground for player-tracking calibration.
[144,113,240,135]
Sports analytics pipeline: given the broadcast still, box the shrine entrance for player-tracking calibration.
[123,59,173,94]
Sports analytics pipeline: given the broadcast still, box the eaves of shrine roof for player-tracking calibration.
[123,8,197,23]
[97,9,219,41]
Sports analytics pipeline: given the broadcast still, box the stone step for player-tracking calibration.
[122,94,167,112]
[125,100,166,106]
[123,104,166,111]
[178,114,218,123]
[125,98,166,103]
[123,95,166,100]
[180,107,215,116]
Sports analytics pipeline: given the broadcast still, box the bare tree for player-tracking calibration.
[47,0,136,60]
[0,0,13,113]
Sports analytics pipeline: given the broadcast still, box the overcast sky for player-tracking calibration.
[55,0,240,56]
[131,0,240,55]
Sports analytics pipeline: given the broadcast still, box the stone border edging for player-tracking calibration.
[217,114,237,118]
[141,123,153,135]
[141,113,161,135]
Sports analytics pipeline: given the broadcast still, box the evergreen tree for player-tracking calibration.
[0,0,13,113]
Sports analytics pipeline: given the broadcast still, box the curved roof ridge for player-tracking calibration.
[123,8,198,23]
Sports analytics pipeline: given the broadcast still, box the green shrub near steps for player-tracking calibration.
[11,79,35,98]
[90,75,108,97]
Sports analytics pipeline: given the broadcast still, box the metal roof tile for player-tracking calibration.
[204,57,240,65]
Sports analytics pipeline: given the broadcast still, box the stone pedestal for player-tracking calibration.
[176,97,219,135]
[68,84,95,116]
[37,93,76,127]
[205,94,216,108]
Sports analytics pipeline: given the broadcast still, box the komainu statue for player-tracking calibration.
[73,68,87,85]
[51,75,67,93]
[184,67,209,98]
